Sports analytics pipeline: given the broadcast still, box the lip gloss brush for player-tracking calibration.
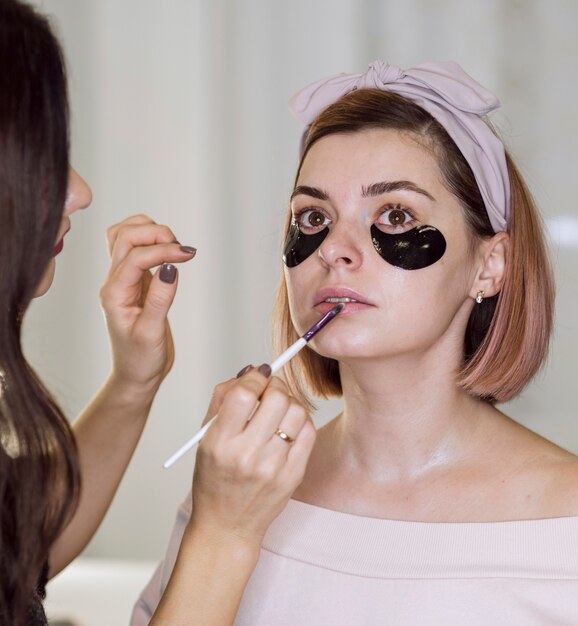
[163,303,344,469]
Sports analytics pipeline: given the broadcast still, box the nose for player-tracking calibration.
[317,221,364,270]
[64,167,92,216]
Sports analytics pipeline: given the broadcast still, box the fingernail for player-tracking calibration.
[258,363,272,378]
[179,245,197,256]
[172,239,181,245]
[159,263,177,284]
[236,364,254,378]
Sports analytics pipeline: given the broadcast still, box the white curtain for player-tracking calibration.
[25,0,578,559]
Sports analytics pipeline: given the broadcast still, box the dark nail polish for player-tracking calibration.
[236,364,254,378]
[179,245,197,256]
[172,239,181,245]
[258,363,272,378]
[159,263,177,284]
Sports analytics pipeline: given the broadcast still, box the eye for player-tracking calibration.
[376,205,416,232]
[294,209,331,234]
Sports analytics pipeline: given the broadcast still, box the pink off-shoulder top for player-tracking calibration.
[131,494,578,625]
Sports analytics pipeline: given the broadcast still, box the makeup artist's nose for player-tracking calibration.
[318,222,363,270]
[64,167,92,216]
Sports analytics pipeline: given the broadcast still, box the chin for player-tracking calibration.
[34,260,56,297]
[309,334,372,361]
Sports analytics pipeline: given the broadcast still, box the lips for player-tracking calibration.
[53,238,64,256]
[53,226,70,257]
[313,287,374,315]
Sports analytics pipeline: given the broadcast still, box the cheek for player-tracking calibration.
[284,266,313,334]
[391,254,474,340]
[377,247,472,329]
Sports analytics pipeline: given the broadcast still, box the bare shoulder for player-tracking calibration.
[540,449,578,517]
[505,417,578,517]
[474,407,578,519]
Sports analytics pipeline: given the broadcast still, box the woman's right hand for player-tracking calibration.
[189,366,316,552]
[147,368,314,625]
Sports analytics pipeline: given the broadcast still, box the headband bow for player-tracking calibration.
[290,61,510,233]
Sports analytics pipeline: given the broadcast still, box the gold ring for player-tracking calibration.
[274,428,295,445]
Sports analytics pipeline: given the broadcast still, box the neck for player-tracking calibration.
[331,353,489,481]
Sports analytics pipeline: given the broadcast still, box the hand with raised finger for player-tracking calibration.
[190,366,316,552]
[99,214,197,394]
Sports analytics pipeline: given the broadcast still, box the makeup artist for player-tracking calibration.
[0,2,198,624]
[135,61,578,625]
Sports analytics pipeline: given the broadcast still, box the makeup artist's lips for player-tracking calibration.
[53,228,70,257]
[314,287,374,316]
[53,239,64,256]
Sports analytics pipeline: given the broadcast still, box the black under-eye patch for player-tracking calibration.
[282,220,446,270]
[283,220,329,268]
[370,224,446,270]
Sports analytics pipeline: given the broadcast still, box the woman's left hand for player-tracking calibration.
[50,214,197,576]
[99,214,196,395]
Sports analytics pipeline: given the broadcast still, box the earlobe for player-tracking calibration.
[471,232,509,299]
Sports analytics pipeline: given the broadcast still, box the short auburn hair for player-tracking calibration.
[272,89,554,408]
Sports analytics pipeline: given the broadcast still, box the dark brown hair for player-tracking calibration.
[0,1,80,623]
[273,88,554,408]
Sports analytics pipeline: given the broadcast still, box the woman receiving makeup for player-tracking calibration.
[135,62,578,625]
[0,2,198,624]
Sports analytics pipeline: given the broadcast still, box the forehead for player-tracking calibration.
[297,128,444,195]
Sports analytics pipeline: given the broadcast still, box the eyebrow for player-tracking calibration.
[291,180,435,203]
[290,185,329,202]
[361,180,435,201]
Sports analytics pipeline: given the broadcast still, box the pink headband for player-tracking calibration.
[289,61,511,233]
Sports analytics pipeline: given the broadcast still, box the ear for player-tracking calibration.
[470,232,509,300]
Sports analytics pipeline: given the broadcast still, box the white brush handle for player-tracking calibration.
[163,336,307,469]
[270,337,306,373]
[163,418,215,468]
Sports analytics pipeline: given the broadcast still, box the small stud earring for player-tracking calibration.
[475,290,484,304]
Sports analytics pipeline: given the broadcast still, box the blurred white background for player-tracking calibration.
[24,0,578,572]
